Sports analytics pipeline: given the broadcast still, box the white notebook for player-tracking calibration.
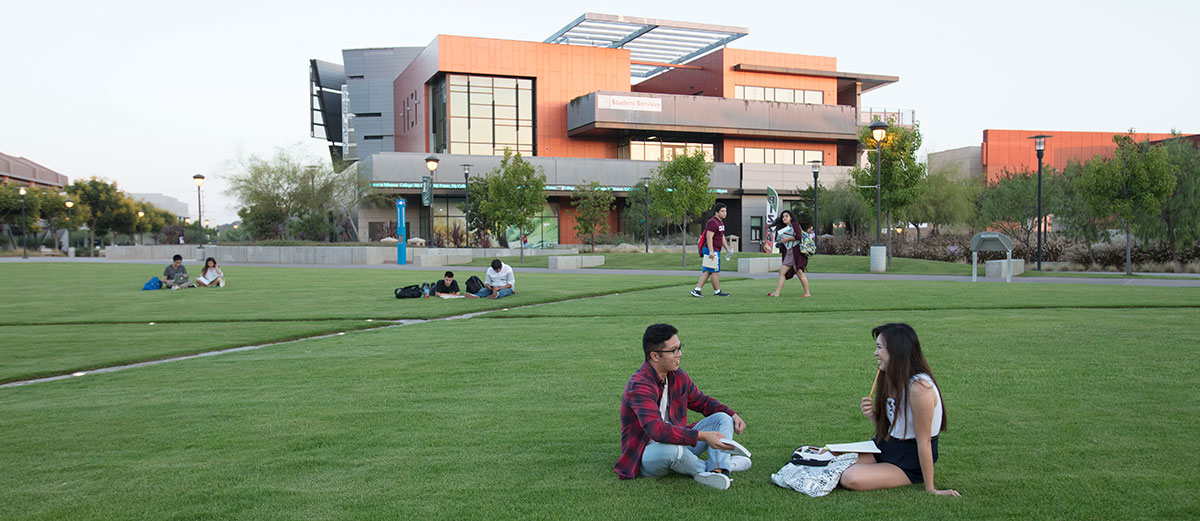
[702,255,720,270]
[824,440,880,453]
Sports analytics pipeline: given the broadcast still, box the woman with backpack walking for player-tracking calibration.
[766,210,812,298]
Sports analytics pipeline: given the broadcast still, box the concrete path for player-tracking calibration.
[4,256,1199,287]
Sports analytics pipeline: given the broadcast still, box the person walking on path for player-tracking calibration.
[692,203,731,298]
[767,210,811,298]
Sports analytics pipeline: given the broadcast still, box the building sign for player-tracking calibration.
[421,176,433,206]
[598,94,662,112]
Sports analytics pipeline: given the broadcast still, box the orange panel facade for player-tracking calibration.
[394,35,632,158]
[558,204,621,245]
[982,129,1175,184]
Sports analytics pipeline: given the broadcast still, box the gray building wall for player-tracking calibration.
[129,193,188,217]
[928,146,983,182]
[342,47,424,160]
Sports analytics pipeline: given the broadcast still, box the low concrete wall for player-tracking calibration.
[105,245,576,265]
[738,257,782,273]
[548,256,581,269]
[580,255,604,267]
[986,259,1025,279]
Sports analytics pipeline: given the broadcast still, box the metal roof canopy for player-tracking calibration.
[970,232,1015,283]
[546,13,748,79]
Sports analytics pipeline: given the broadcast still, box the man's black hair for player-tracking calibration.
[444,271,454,278]
[713,202,727,213]
[643,323,679,362]
[491,259,502,271]
[172,254,183,262]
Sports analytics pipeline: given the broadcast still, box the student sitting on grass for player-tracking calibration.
[468,259,514,299]
[839,323,959,496]
[196,257,225,288]
[160,254,193,290]
[434,271,460,297]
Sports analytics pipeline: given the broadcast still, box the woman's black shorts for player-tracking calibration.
[872,436,938,483]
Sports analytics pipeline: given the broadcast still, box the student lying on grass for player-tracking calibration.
[839,323,960,496]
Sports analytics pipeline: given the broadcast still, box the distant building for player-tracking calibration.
[927,146,983,182]
[981,129,1180,183]
[0,151,68,189]
[128,193,188,217]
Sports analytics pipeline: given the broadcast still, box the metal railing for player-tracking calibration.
[859,108,917,127]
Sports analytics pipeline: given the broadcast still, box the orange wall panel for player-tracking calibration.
[981,129,1176,184]
[558,203,620,245]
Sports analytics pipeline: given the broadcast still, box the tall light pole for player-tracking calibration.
[65,198,74,251]
[137,210,145,245]
[192,174,205,227]
[18,187,27,258]
[462,163,471,248]
[424,155,439,243]
[1028,135,1052,271]
[809,159,822,244]
[641,176,651,253]
[869,120,890,245]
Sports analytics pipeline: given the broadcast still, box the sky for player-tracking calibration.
[3,0,1196,224]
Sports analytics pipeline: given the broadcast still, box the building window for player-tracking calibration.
[750,216,763,241]
[430,196,467,246]
[505,202,559,248]
[734,147,822,165]
[733,85,824,105]
[433,74,535,157]
[619,140,714,161]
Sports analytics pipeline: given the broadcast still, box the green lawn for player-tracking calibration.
[458,252,990,275]
[1,263,1198,520]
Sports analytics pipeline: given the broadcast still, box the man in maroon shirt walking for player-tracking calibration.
[692,203,731,298]
[614,323,750,489]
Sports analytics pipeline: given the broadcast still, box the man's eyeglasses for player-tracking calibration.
[653,344,683,355]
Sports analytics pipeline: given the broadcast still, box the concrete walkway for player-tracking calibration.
[4,256,1199,287]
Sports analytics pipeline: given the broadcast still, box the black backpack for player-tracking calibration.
[394,285,423,299]
[465,275,484,295]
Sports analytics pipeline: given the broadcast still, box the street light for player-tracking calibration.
[462,163,472,247]
[1028,134,1052,271]
[185,217,192,225]
[65,198,74,251]
[137,210,145,245]
[425,155,440,175]
[809,160,822,245]
[18,187,27,258]
[641,176,651,253]
[193,174,205,227]
[868,120,890,245]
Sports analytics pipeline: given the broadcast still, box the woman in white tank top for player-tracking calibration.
[839,323,959,496]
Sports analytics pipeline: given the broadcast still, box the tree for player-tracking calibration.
[0,185,45,249]
[648,149,717,267]
[620,179,670,244]
[1046,161,1105,251]
[1135,135,1200,251]
[1079,134,1174,274]
[978,170,1038,261]
[900,164,980,243]
[69,177,128,251]
[225,145,347,241]
[820,180,870,237]
[473,149,547,261]
[571,180,615,252]
[849,121,925,263]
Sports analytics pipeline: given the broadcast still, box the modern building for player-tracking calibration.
[310,13,906,251]
[927,146,984,182]
[980,129,1179,184]
[0,151,68,189]
[128,193,189,218]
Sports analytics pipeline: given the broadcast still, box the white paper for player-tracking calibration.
[702,255,720,270]
[824,440,880,453]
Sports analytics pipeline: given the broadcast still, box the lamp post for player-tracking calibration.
[192,174,205,226]
[65,198,74,251]
[462,163,471,247]
[137,210,145,245]
[809,160,822,244]
[423,155,439,242]
[868,120,890,245]
[18,187,27,258]
[1028,135,1052,271]
[641,176,651,253]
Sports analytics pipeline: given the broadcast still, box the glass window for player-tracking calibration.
[763,88,775,102]
[469,76,493,87]
[493,77,517,89]
[469,119,492,143]
[494,124,517,145]
[631,142,644,160]
[750,216,763,241]
[734,147,744,163]
[517,78,532,89]
[775,88,794,103]
[805,90,823,104]
[494,105,517,120]
[449,92,468,117]
[644,142,661,161]
[470,143,493,155]
[776,149,794,165]
[744,148,764,163]
[745,86,764,101]
[517,127,533,145]
[449,117,469,142]
[734,85,744,99]
[448,75,468,86]
[763,148,774,164]
[518,90,533,119]
[450,142,469,154]
[494,87,516,106]
[803,150,823,164]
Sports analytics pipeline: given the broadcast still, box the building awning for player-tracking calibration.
[546,13,747,79]
[732,64,898,93]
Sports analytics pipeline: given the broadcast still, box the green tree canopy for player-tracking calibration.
[901,164,980,242]
[849,121,926,239]
[225,145,357,241]
[1134,135,1200,251]
[820,180,870,238]
[571,180,615,252]
[1079,134,1174,274]
[69,177,128,249]
[977,170,1039,260]
[471,149,547,257]
[649,149,717,266]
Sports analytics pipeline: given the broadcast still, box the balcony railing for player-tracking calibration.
[859,108,916,128]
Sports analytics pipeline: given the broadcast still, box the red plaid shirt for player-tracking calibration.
[614,362,736,479]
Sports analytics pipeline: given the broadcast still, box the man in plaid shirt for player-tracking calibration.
[614,323,750,490]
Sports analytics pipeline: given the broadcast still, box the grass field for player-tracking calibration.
[1,262,1198,520]
[457,252,990,275]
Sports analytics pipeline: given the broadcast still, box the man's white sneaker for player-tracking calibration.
[694,471,731,490]
[728,455,752,472]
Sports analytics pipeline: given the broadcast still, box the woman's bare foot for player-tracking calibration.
[766,292,778,297]
[801,294,811,297]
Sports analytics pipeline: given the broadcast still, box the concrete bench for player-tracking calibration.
[737,256,781,273]
[579,255,604,267]
[985,259,1024,279]
[548,256,581,270]
[413,254,448,267]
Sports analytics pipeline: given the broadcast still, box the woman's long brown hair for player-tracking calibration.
[870,323,947,441]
